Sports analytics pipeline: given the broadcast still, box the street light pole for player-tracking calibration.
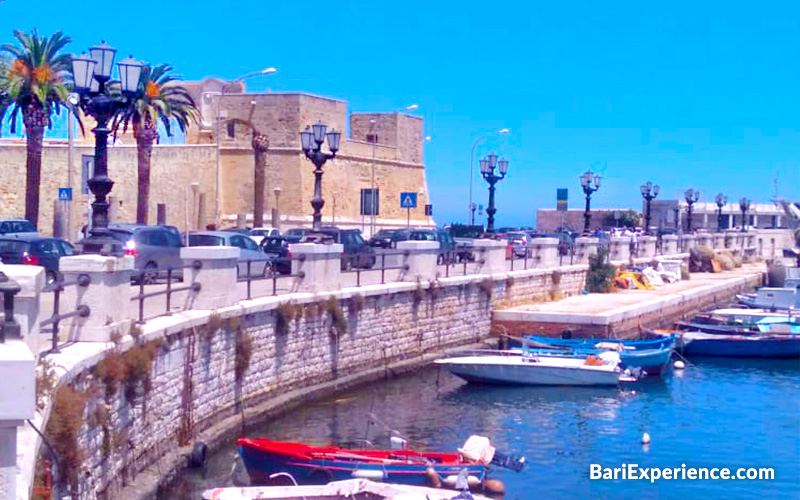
[739,197,751,232]
[640,181,659,235]
[684,188,700,233]
[715,193,727,232]
[468,128,509,223]
[300,122,341,230]
[579,169,601,235]
[479,153,509,232]
[70,42,143,254]
[213,67,277,228]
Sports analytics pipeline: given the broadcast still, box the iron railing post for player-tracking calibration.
[166,268,173,314]
[247,261,252,300]
[51,284,61,353]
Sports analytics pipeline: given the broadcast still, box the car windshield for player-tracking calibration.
[109,230,134,242]
[0,240,27,256]
[285,229,305,236]
[251,229,269,236]
[0,220,36,233]
[188,234,225,246]
[374,230,395,238]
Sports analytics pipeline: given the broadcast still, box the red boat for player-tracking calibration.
[237,438,489,488]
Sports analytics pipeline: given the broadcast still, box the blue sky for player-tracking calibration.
[1,0,798,227]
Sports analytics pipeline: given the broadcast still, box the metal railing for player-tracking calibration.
[41,274,92,354]
[238,255,306,300]
[442,246,485,277]
[131,261,203,323]
[340,250,410,286]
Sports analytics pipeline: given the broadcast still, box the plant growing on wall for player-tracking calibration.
[111,63,198,223]
[478,277,494,298]
[234,329,253,383]
[324,296,347,338]
[45,385,86,496]
[586,247,616,293]
[275,302,301,336]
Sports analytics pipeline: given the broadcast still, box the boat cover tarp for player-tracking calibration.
[458,435,495,465]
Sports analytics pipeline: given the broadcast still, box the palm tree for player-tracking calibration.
[1,29,72,228]
[113,63,197,224]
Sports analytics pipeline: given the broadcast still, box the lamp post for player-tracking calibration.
[470,202,477,226]
[739,197,751,232]
[479,153,509,232]
[579,169,601,234]
[715,193,727,232]
[70,41,143,254]
[684,188,700,233]
[300,121,341,230]
[468,128,509,222]
[640,181,659,235]
[212,67,277,228]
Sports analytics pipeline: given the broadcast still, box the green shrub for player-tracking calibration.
[324,297,347,337]
[234,330,253,382]
[586,248,616,293]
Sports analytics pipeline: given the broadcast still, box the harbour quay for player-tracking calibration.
[493,263,766,338]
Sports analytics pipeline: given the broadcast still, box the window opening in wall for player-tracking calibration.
[360,188,379,216]
[366,134,378,144]
[227,121,235,138]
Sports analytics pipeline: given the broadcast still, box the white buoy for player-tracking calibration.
[674,360,686,370]
[641,432,651,445]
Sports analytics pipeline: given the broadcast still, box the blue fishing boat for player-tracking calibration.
[678,332,800,358]
[237,438,488,487]
[522,335,676,375]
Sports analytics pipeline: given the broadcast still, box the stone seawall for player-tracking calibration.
[36,264,589,500]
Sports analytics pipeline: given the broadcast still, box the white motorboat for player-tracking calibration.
[435,351,635,387]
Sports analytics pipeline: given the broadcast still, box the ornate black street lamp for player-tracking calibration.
[579,169,601,234]
[673,204,680,230]
[479,153,508,232]
[640,181,659,235]
[684,188,700,233]
[470,202,477,226]
[739,197,751,232]
[715,193,727,232]
[71,41,143,254]
[300,122,341,230]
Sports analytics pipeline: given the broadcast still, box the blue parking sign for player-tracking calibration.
[400,192,417,209]
[58,187,72,201]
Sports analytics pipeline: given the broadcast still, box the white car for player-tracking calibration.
[249,227,280,245]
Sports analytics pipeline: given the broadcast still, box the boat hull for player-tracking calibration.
[436,355,624,386]
[680,335,800,358]
[237,439,486,487]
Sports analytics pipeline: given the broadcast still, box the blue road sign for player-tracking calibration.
[58,187,72,201]
[400,192,417,209]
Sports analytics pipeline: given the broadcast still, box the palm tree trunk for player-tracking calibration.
[23,104,46,229]
[252,132,269,228]
[135,123,157,224]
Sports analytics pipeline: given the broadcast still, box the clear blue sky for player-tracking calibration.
[2,0,799,228]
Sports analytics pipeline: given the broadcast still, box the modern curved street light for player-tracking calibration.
[715,193,727,232]
[300,121,341,230]
[580,169,601,234]
[739,197,751,232]
[469,128,509,224]
[70,41,144,254]
[640,181,659,235]
[684,188,700,233]
[479,153,508,232]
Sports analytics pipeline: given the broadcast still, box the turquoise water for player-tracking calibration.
[166,358,800,500]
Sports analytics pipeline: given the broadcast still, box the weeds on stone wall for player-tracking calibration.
[275,302,302,336]
[234,329,253,383]
[89,404,112,459]
[505,275,516,291]
[351,294,366,314]
[413,280,425,306]
[427,279,442,301]
[129,323,143,343]
[304,299,323,320]
[95,350,127,399]
[203,311,224,342]
[122,340,162,404]
[478,277,494,298]
[324,296,347,338]
[551,269,562,286]
[681,264,691,280]
[35,358,57,410]
[45,385,86,495]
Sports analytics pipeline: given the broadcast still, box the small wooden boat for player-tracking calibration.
[237,438,488,488]
[677,331,800,358]
[522,335,676,375]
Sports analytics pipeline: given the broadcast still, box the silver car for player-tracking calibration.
[187,231,269,277]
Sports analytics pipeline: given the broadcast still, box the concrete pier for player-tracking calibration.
[493,263,766,338]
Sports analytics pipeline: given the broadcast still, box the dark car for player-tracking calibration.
[284,228,312,241]
[260,236,293,275]
[368,229,400,249]
[109,224,183,283]
[307,227,375,270]
[0,219,39,238]
[407,228,456,264]
[531,232,574,256]
[0,235,74,284]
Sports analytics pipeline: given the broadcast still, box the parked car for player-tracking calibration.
[405,228,456,264]
[284,228,313,241]
[530,232,574,256]
[368,229,400,249]
[109,224,183,283]
[259,236,292,275]
[307,227,375,270]
[506,231,529,258]
[249,227,281,245]
[187,231,269,277]
[0,219,38,238]
[0,235,73,284]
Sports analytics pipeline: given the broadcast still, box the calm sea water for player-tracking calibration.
[165,359,800,500]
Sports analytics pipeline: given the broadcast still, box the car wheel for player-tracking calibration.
[143,262,158,284]
[437,254,444,265]
[341,258,351,272]
[368,256,376,269]
[45,270,57,286]
[262,261,273,277]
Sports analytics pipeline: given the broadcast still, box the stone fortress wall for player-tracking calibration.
[0,80,434,237]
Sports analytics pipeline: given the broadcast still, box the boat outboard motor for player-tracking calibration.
[490,451,526,472]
